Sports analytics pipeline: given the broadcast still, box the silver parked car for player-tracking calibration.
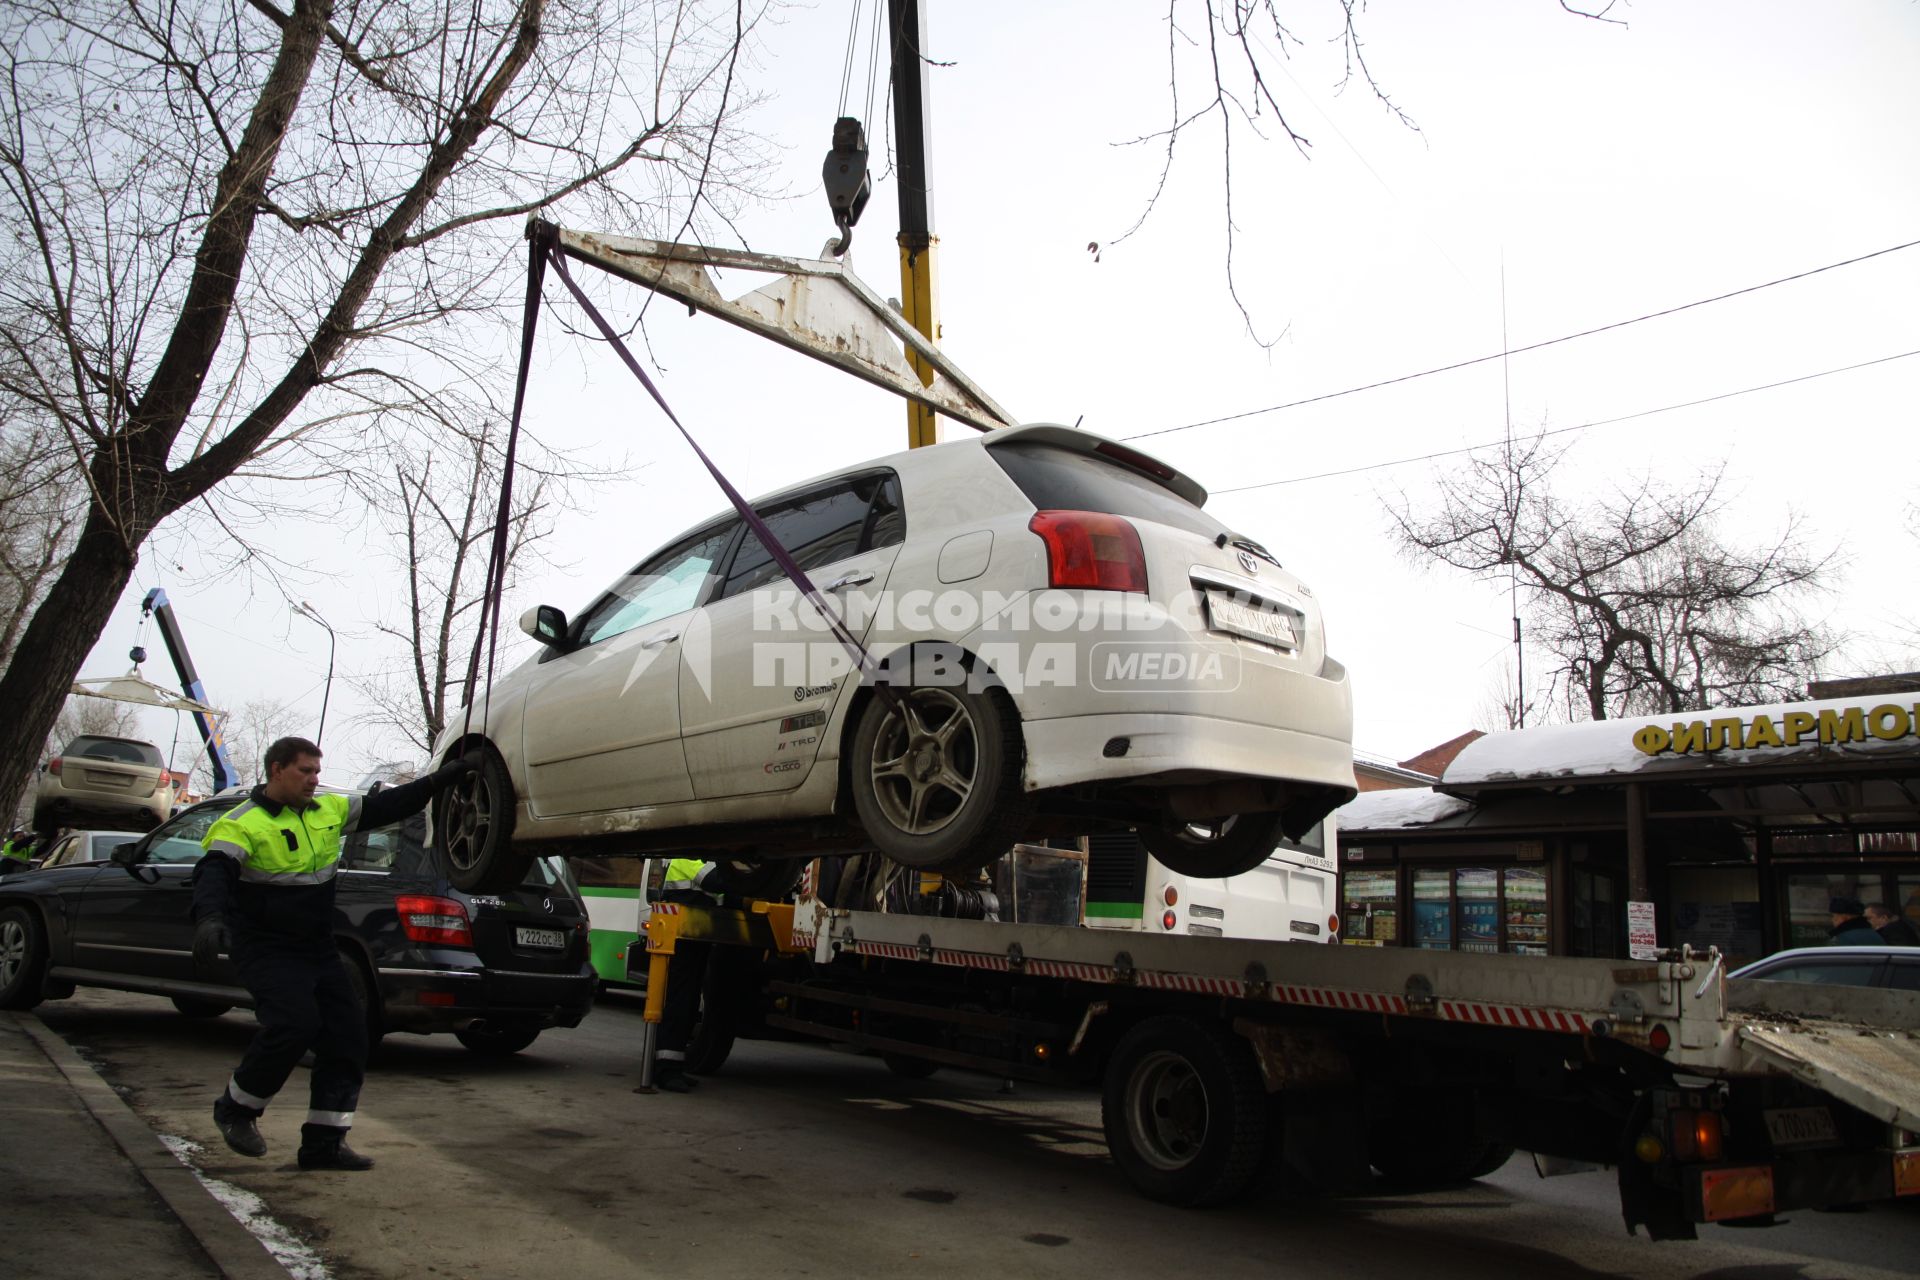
[431,425,1356,892]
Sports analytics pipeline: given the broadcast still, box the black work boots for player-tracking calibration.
[297,1124,375,1171]
[212,1094,267,1158]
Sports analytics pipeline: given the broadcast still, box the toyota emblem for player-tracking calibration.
[1236,549,1258,575]
[542,897,554,914]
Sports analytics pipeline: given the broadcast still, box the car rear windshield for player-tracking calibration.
[986,441,1227,540]
[65,736,163,767]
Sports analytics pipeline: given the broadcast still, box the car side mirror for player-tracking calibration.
[110,841,142,866]
[519,604,571,650]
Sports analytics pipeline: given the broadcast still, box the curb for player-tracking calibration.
[15,1012,294,1280]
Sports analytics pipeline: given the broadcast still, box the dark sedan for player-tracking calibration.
[0,792,597,1054]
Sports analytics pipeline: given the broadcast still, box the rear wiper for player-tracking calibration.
[1214,531,1281,568]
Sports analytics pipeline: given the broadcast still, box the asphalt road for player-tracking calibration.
[35,988,1920,1280]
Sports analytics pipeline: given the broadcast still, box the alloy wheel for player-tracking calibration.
[865,688,981,836]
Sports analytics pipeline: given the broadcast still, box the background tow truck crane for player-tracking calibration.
[137,588,239,794]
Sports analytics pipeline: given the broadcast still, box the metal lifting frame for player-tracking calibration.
[632,897,803,1092]
[548,226,1017,437]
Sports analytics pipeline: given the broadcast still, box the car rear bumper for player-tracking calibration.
[1021,711,1358,795]
[375,962,597,1033]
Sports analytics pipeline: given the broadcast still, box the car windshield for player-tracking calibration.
[66,736,163,767]
[986,441,1227,540]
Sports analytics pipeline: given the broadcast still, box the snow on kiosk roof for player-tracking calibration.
[1439,690,1920,793]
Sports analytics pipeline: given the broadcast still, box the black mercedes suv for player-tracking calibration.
[0,790,596,1054]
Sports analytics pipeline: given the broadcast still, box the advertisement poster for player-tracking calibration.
[1673,901,1763,961]
[1415,900,1452,949]
[1460,900,1500,953]
[1505,868,1550,954]
[1628,900,1658,960]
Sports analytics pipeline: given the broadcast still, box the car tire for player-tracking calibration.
[881,1052,940,1080]
[1367,1089,1498,1188]
[1101,1015,1268,1207]
[455,1022,542,1055]
[1136,812,1289,879]
[435,748,532,895]
[0,906,49,1011]
[849,675,1032,876]
[340,950,384,1048]
[170,997,233,1019]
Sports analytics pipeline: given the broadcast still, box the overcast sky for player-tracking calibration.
[86,0,1920,784]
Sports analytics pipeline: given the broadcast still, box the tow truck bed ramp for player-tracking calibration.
[1728,982,1920,1130]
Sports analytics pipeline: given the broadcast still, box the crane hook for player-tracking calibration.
[822,116,871,257]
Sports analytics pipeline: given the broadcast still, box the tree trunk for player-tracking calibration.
[0,514,141,817]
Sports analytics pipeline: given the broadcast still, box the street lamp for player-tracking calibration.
[292,601,337,745]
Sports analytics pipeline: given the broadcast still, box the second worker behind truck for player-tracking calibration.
[649,856,741,1093]
[193,736,474,1170]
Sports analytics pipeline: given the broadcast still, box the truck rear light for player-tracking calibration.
[1670,1109,1725,1162]
[1029,510,1148,593]
[1163,886,1178,906]
[1161,909,1177,930]
[1327,913,1340,935]
[397,894,473,947]
[1648,1023,1672,1054]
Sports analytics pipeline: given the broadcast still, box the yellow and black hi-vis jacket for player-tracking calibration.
[192,777,440,944]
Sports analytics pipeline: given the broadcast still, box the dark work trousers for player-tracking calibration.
[656,890,715,1066]
[225,938,367,1129]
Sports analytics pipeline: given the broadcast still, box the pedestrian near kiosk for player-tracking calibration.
[1865,902,1920,947]
[1824,897,1881,946]
[194,737,473,1170]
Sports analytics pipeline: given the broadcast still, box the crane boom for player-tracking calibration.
[140,589,237,792]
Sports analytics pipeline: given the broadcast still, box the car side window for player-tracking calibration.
[347,825,402,872]
[718,473,901,601]
[576,524,736,646]
[43,836,77,867]
[1753,958,1884,986]
[146,807,227,864]
[1887,962,1920,993]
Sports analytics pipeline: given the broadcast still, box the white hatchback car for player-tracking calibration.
[431,425,1355,893]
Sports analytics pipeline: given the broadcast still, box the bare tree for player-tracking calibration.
[0,0,776,817]
[193,697,302,794]
[1110,3,1619,344]
[0,416,80,667]
[351,413,614,756]
[1390,433,1835,721]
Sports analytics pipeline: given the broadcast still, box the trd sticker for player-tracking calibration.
[780,710,826,733]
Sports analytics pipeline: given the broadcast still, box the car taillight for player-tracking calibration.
[396,894,473,947]
[1029,510,1148,593]
[48,757,62,775]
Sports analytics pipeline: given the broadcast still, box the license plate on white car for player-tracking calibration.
[1206,590,1296,649]
[1764,1106,1838,1148]
[515,926,565,950]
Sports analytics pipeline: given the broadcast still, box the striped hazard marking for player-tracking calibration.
[845,939,1592,1034]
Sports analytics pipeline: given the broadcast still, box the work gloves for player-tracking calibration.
[192,915,232,969]
[429,754,481,790]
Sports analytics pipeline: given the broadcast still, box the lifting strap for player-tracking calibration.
[462,222,903,742]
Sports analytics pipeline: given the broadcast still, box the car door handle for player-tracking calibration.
[823,572,874,591]
[640,632,680,649]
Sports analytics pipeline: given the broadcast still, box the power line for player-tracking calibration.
[1124,238,1920,443]
[1208,348,1920,495]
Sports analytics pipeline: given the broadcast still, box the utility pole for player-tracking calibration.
[890,0,940,449]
